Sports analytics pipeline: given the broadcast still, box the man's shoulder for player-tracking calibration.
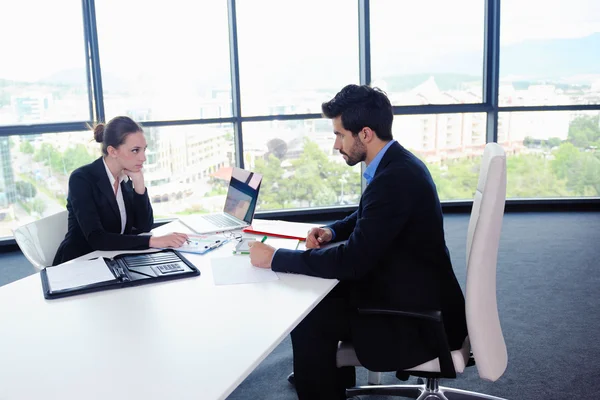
[380,149,431,181]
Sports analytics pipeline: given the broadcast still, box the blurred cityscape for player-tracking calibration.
[1,72,599,237]
[2,22,600,238]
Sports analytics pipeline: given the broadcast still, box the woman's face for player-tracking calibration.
[110,131,147,172]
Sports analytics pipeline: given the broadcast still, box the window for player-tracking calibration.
[500,0,600,106]
[95,1,232,121]
[394,113,486,200]
[1,1,598,243]
[236,0,359,116]
[243,120,361,209]
[0,0,89,125]
[500,111,600,198]
[143,124,235,219]
[0,132,92,238]
[370,0,485,106]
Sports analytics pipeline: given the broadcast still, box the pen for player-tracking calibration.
[261,236,268,243]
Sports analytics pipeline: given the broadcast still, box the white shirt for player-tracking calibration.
[102,158,128,234]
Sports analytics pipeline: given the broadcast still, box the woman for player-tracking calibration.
[53,116,188,265]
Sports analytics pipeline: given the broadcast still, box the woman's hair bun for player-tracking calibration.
[93,123,105,143]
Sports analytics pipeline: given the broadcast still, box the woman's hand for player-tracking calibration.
[124,169,146,194]
[149,232,189,248]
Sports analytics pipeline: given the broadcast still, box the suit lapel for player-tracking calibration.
[121,180,134,233]
[373,141,401,179]
[91,157,121,220]
[358,142,403,217]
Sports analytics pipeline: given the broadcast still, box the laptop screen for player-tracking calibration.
[223,167,263,224]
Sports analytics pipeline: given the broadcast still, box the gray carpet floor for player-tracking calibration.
[2,212,599,400]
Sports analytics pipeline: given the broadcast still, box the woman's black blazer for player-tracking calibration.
[53,157,154,265]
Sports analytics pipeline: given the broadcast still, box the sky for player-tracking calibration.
[0,0,598,82]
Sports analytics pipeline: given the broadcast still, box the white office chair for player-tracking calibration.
[13,210,69,270]
[337,143,508,399]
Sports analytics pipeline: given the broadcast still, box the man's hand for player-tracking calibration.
[306,227,333,249]
[248,241,275,269]
[149,232,189,248]
[124,169,146,195]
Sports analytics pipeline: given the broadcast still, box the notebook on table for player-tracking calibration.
[40,249,199,299]
[180,167,263,234]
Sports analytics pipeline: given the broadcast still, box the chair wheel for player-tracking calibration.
[287,372,295,386]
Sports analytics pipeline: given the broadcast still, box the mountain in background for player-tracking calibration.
[379,33,600,87]
[500,32,600,80]
[26,32,600,91]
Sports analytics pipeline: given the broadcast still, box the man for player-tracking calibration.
[249,84,467,400]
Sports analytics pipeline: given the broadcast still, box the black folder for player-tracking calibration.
[40,249,200,299]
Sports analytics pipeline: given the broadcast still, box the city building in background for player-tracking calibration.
[0,0,598,239]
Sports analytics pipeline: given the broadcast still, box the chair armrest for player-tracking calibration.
[357,308,456,379]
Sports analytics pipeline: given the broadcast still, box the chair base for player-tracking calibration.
[347,378,507,400]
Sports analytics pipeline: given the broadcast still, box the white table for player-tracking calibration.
[0,221,337,400]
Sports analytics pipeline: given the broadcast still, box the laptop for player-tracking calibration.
[180,167,263,234]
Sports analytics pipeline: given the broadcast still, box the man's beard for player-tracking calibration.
[341,138,366,166]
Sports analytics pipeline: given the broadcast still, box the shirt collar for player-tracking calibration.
[102,157,128,186]
[363,140,396,185]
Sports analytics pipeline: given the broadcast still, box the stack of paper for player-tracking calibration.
[243,219,316,240]
[46,258,116,291]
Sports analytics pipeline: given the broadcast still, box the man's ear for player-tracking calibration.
[361,127,374,142]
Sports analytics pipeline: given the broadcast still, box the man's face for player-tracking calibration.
[332,116,366,166]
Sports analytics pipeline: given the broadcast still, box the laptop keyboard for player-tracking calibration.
[202,214,240,228]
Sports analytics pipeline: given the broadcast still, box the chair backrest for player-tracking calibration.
[465,143,508,382]
[13,210,68,270]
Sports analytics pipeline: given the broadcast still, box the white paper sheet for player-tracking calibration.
[211,256,279,285]
[264,237,300,250]
[46,258,116,292]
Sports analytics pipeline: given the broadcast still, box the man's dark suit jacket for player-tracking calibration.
[53,157,154,265]
[273,142,468,372]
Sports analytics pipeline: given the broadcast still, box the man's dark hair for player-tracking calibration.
[321,84,393,141]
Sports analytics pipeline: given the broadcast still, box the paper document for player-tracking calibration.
[264,237,300,250]
[211,256,279,285]
[243,219,316,240]
[177,234,230,254]
[46,258,116,292]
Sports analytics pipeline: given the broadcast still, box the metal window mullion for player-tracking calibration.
[358,0,371,193]
[358,0,371,86]
[0,122,92,136]
[85,0,105,123]
[483,0,500,143]
[227,0,244,169]
[81,0,94,123]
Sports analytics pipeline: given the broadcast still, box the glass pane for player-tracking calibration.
[243,120,362,210]
[500,111,600,198]
[0,0,89,125]
[1,132,93,238]
[371,0,485,106]
[96,1,232,121]
[236,0,359,116]
[500,0,600,106]
[143,124,235,219]
[1,125,236,238]
[394,113,486,200]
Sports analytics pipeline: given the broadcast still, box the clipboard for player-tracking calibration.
[177,234,230,255]
[40,249,200,299]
